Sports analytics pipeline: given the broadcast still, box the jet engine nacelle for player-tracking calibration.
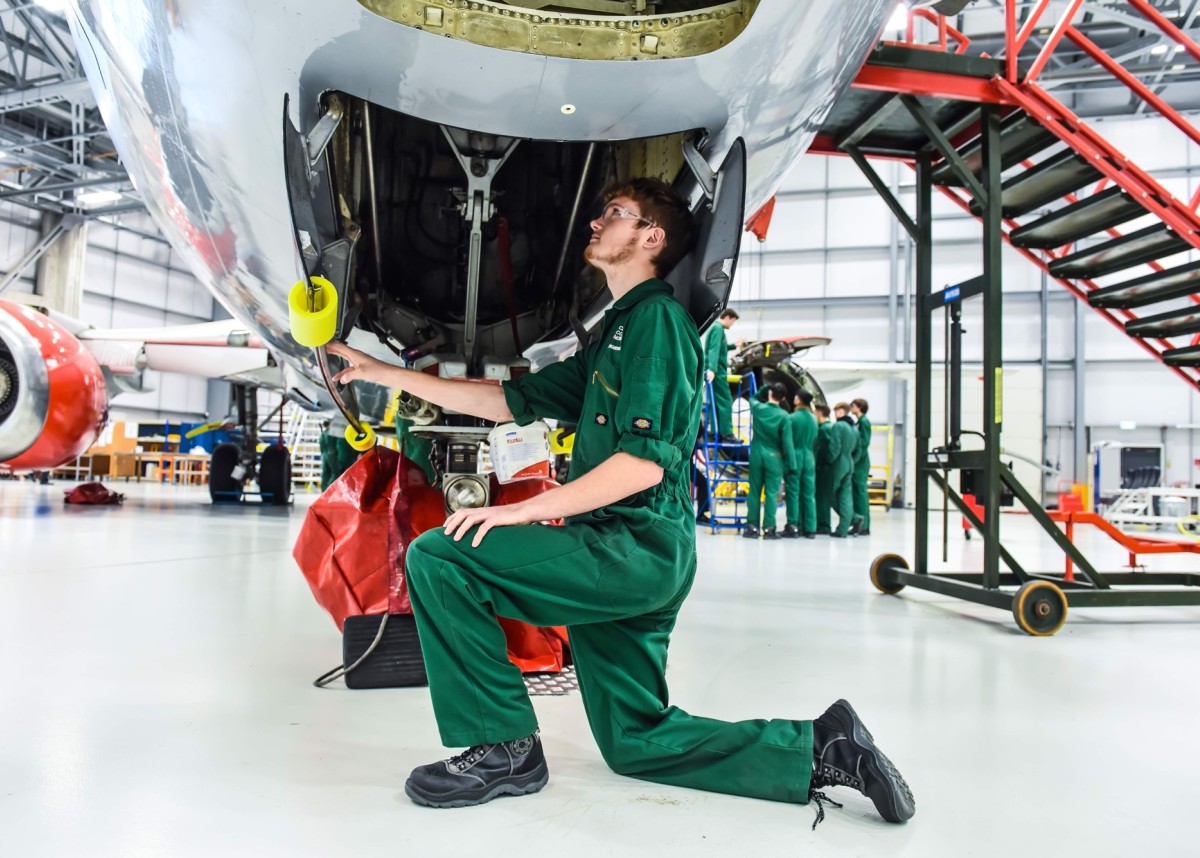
[0,299,108,470]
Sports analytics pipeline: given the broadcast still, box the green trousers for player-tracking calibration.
[746,449,785,531]
[852,461,871,531]
[831,467,856,537]
[814,466,833,533]
[404,512,814,803]
[784,452,817,533]
[708,377,733,438]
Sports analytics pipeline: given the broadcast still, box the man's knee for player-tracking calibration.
[405,528,455,589]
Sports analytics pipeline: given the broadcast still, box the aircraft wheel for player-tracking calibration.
[209,443,244,502]
[869,553,908,595]
[1012,580,1068,636]
[257,444,291,505]
[345,423,376,451]
[288,276,338,347]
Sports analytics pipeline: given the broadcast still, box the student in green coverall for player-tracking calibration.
[318,419,360,490]
[813,403,838,535]
[851,398,873,536]
[782,389,818,539]
[744,383,795,540]
[702,307,744,444]
[831,403,864,539]
[325,179,913,827]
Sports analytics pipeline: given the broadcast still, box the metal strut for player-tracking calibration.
[439,126,519,368]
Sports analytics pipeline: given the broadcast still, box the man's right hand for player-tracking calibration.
[706,369,715,383]
[326,342,386,385]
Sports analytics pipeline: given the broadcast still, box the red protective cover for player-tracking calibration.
[294,446,569,673]
[63,482,124,505]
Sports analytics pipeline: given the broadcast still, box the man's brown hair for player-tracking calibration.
[814,403,830,418]
[719,308,739,320]
[602,178,696,277]
[852,398,869,414]
[834,402,850,413]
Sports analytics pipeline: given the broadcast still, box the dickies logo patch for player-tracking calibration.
[632,417,653,431]
[595,413,608,426]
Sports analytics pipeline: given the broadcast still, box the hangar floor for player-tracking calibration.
[1,479,1196,857]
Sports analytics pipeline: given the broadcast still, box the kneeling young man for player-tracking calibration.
[327,178,914,827]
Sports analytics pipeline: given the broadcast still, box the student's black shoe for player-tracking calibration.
[815,528,832,536]
[848,516,865,536]
[762,528,780,540]
[742,525,760,539]
[719,434,743,446]
[782,524,800,538]
[803,532,817,539]
[808,700,914,828]
[696,512,711,524]
[405,733,548,808]
[830,532,847,538]
[858,529,871,536]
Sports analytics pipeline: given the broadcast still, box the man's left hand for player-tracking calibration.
[443,503,536,548]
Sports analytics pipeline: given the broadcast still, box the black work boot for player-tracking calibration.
[405,732,548,808]
[762,528,780,540]
[742,525,760,539]
[848,515,865,536]
[782,524,800,539]
[809,700,914,828]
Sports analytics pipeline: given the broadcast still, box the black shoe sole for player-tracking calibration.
[829,700,915,823]
[405,766,549,808]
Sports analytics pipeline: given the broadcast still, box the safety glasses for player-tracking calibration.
[596,203,656,229]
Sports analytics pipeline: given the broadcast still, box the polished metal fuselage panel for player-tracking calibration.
[67,1,890,403]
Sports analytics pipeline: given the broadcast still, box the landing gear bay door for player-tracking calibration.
[667,137,746,335]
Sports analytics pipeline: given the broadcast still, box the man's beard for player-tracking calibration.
[584,233,639,269]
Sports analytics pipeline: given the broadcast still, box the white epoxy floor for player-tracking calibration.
[2,479,1198,857]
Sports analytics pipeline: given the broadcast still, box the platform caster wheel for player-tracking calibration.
[869,553,908,595]
[1012,580,1068,636]
[288,276,338,347]
[345,423,376,452]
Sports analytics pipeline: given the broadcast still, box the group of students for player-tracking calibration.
[742,387,873,539]
[698,307,875,538]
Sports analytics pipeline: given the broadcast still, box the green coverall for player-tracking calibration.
[813,420,839,534]
[702,323,736,438]
[746,388,795,532]
[784,407,818,534]
[831,418,858,537]
[318,428,359,490]
[852,416,873,532]
[404,279,814,803]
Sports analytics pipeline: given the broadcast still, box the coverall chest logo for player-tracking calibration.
[609,325,624,351]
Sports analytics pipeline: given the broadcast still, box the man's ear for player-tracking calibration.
[643,226,666,251]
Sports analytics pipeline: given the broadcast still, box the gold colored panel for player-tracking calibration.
[461,15,534,51]
[359,0,760,61]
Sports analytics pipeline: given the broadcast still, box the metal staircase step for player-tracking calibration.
[1010,187,1145,249]
[932,111,1057,186]
[1162,344,1200,367]
[1125,305,1200,339]
[1088,261,1200,310]
[1048,225,1190,280]
[970,150,1103,218]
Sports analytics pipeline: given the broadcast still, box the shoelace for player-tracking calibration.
[808,788,844,830]
[447,744,490,772]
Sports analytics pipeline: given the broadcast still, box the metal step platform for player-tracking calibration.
[970,149,1102,218]
[1163,344,1200,367]
[1009,186,1145,249]
[1048,224,1190,280]
[932,111,1056,186]
[1125,304,1200,338]
[1087,260,1200,310]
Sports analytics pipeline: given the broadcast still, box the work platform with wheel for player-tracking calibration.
[808,2,1200,634]
[697,374,755,532]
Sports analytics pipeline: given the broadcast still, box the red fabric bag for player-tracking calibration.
[63,482,124,505]
[294,446,569,672]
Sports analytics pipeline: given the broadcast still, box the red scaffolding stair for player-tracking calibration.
[808,0,1200,392]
